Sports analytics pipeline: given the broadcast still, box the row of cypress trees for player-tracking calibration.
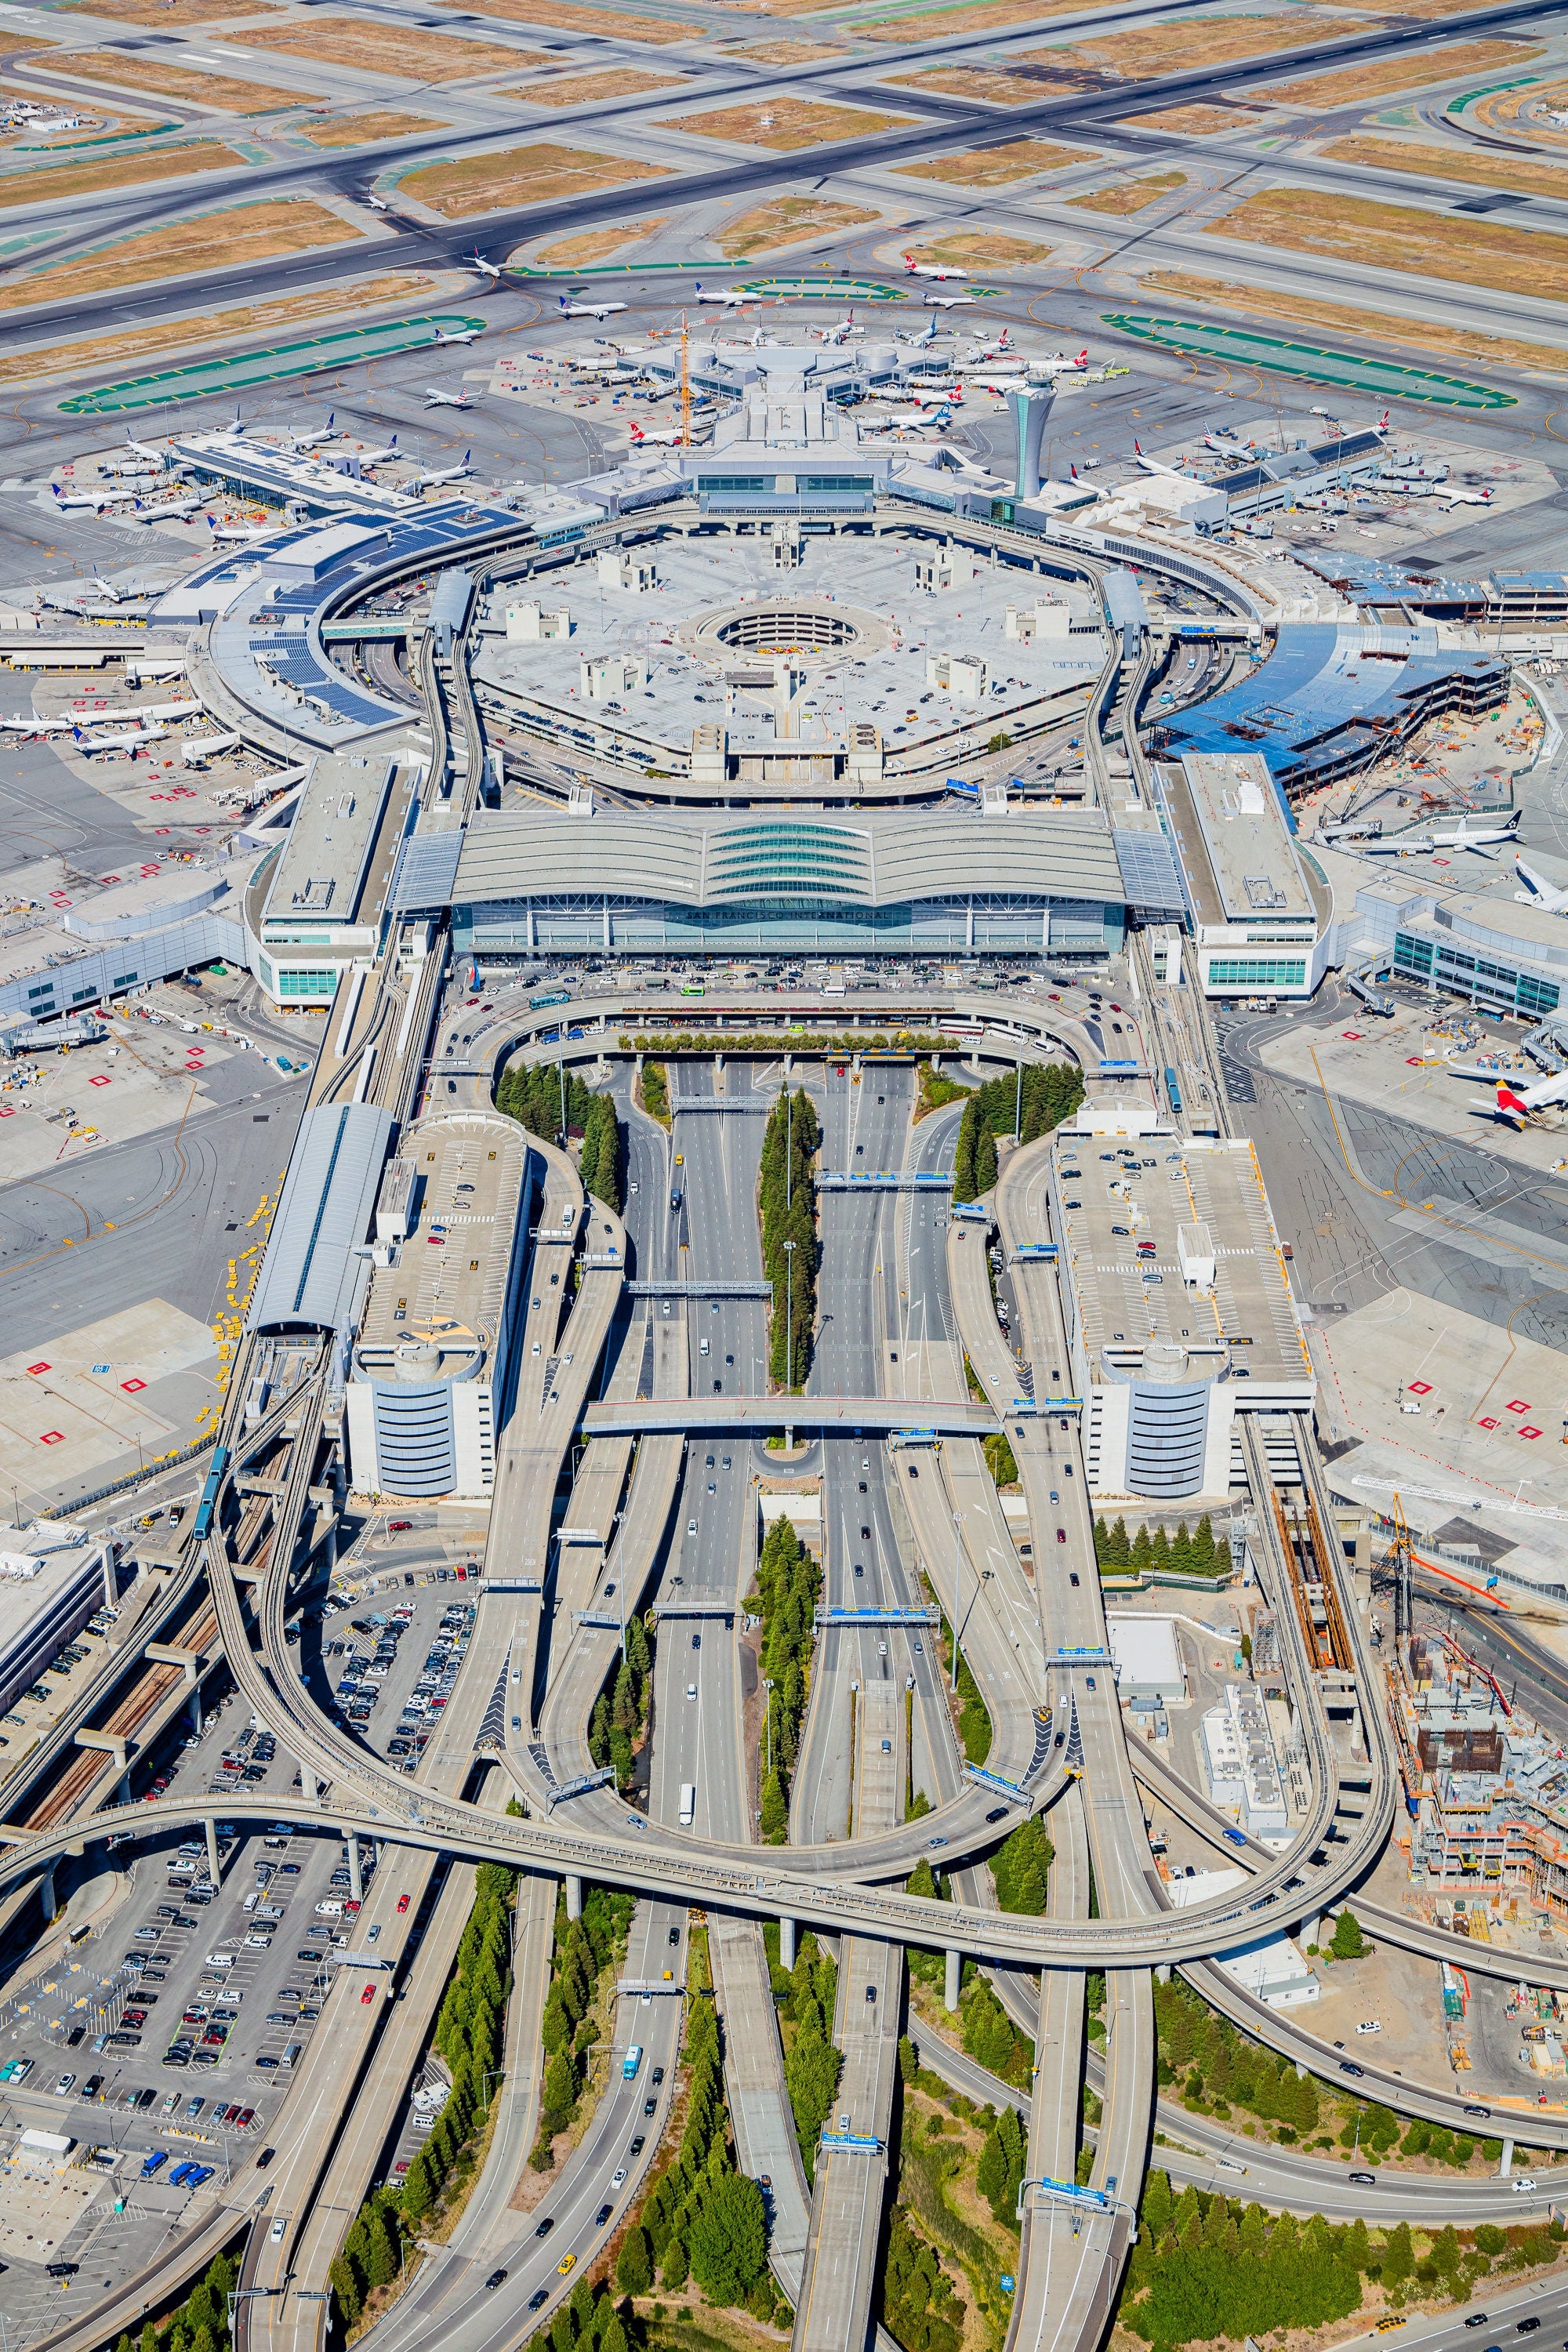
[951,1063,1083,1200]
[496,1062,622,1213]
[750,1515,821,1840]
[587,1615,655,1792]
[760,1086,820,1388]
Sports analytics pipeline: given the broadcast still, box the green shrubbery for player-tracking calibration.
[114,2252,236,2352]
[959,1976,1034,2089]
[588,1617,655,1792]
[1094,1514,1231,1581]
[991,1814,1052,1915]
[976,2102,1027,2227]
[331,1867,518,2331]
[931,1605,991,1765]
[1127,2179,1363,2349]
[761,1086,820,1388]
[771,1932,842,2183]
[536,1884,636,2161]
[951,1064,1083,1200]
[916,1060,968,1117]
[1155,1974,1319,2136]
[881,2209,967,2352]
[750,1515,821,1841]
[619,1980,771,2316]
[498,1064,622,1213]
[524,2276,641,2352]
[1128,2176,1565,2350]
[982,1431,1018,1487]
[638,1060,669,1126]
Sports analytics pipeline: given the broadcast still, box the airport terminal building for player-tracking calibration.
[426,808,1174,961]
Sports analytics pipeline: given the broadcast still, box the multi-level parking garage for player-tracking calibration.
[5,416,1562,2352]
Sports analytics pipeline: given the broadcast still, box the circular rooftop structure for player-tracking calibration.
[716,604,862,655]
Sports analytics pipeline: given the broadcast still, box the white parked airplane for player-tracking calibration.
[469,249,505,281]
[691,283,751,307]
[812,310,858,344]
[412,449,473,488]
[1364,808,1522,858]
[354,434,400,465]
[1034,347,1089,375]
[140,493,208,521]
[904,252,966,280]
[897,314,939,347]
[629,419,686,448]
[922,292,975,310]
[431,323,484,345]
[959,329,1013,362]
[51,482,138,512]
[874,406,954,434]
[1437,486,1495,506]
[424,387,473,408]
[206,516,279,543]
[288,413,339,448]
[870,380,961,407]
[71,723,166,755]
[1515,855,1568,913]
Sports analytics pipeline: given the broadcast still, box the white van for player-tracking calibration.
[205,1953,235,1970]
[679,1784,695,1827]
[315,1900,344,1918]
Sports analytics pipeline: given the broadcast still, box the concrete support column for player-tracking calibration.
[205,1816,220,1885]
[188,1686,202,1740]
[565,1873,583,1922]
[1501,2138,1515,2176]
[1301,1913,1320,1949]
[101,1548,117,1611]
[944,1948,961,2012]
[1155,1963,1171,1984]
[116,1771,131,1804]
[39,1865,55,1925]
[300,1762,319,1804]
[779,1917,796,1970]
[347,1834,363,1905]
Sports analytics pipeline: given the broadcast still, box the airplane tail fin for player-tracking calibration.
[1498,1082,1532,1120]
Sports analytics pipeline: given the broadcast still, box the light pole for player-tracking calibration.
[951,1511,963,1693]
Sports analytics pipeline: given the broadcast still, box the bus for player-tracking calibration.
[531,990,570,1011]
[622,2044,644,2082]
